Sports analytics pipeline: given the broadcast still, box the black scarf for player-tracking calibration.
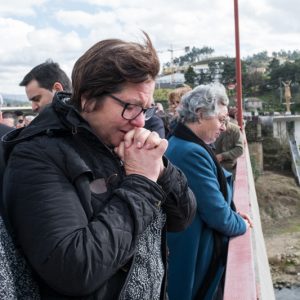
[173,122,228,201]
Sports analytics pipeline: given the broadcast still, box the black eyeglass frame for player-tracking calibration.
[108,94,157,121]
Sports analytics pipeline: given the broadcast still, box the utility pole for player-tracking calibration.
[234,0,243,129]
[279,77,282,104]
[168,45,175,84]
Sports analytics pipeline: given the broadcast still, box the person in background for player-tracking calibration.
[0,109,13,215]
[165,83,252,300]
[164,84,192,137]
[23,114,36,127]
[19,59,72,113]
[14,110,26,128]
[168,84,192,116]
[1,112,15,128]
[214,120,244,181]
[144,101,165,138]
[3,32,196,299]
[156,102,164,114]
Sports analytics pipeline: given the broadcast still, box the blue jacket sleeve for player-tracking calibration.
[170,143,246,237]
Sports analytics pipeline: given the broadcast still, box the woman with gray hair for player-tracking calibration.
[165,83,252,300]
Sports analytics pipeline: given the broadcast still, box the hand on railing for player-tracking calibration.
[238,211,253,229]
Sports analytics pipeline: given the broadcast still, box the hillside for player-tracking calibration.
[0,93,28,107]
[255,171,300,288]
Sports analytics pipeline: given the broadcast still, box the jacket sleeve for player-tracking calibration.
[219,126,244,161]
[144,114,166,138]
[157,157,196,232]
[3,139,168,296]
[177,146,246,237]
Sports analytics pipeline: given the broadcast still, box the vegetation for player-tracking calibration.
[184,66,197,87]
[161,47,300,113]
[164,46,215,67]
[153,89,171,108]
[262,137,292,171]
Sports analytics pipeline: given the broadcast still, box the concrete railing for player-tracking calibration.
[224,134,275,300]
[288,134,300,186]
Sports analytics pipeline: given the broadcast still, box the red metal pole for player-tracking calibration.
[234,0,243,129]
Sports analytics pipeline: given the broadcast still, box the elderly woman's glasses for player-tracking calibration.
[108,94,157,121]
[218,115,230,126]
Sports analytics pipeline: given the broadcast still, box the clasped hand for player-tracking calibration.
[114,128,168,182]
[238,211,254,229]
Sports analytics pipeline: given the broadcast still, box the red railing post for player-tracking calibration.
[234,0,243,130]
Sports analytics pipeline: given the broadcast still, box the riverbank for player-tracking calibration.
[255,171,300,290]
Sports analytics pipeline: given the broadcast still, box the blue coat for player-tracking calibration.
[166,135,246,300]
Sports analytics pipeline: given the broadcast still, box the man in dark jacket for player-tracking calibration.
[144,113,166,138]
[0,123,12,169]
[19,59,72,113]
[0,123,12,215]
[3,32,196,299]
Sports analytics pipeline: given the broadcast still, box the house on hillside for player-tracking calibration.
[244,97,263,114]
[156,72,185,89]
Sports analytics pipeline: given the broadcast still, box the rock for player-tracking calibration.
[284,265,297,275]
[269,254,282,265]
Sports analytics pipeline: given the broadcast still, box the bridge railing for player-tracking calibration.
[223,134,275,300]
[288,134,300,186]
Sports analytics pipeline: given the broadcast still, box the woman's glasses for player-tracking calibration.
[108,94,157,121]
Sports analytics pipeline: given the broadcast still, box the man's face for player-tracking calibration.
[1,117,15,128]
[81,80,155,147]
[25,79,55,113]
[16,115,25,128]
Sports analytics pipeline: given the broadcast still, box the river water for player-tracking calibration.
[275,287,300,300]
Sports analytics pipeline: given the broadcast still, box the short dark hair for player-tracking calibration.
[19,59,72,93]
[70,32,160,111]
[14,110,24,117]
[2,112,15,119]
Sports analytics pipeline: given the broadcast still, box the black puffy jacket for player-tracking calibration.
[3,92,196,299]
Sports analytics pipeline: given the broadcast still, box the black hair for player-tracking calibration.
[19,59,72,92]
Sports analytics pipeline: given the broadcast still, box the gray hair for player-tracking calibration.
[177,82,229,123]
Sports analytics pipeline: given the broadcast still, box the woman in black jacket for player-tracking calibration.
[3,32,196,299]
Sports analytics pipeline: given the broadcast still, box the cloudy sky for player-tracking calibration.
[0,0,299,95]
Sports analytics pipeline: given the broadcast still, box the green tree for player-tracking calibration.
[184,66,197,87]
[243,71,267,97]
[154,88,172,102]
[220,58,236,85]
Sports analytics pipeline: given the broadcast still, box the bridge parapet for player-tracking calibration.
[224,133,275,300]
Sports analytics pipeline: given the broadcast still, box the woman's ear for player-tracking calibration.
[81,97,87,111]
[196,109,203,123]
[81,97,97,113]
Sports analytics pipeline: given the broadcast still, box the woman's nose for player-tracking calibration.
[129,112,145,128]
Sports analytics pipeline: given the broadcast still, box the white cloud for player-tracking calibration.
[55,10,117,28]
[0,16,82,95]
[0,18,33,64]
[1,0,300,94]
[0,0,46,17]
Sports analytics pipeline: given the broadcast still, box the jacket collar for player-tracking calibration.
[2,92,94,158]
[173,122,228,201]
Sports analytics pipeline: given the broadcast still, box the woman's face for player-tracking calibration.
[197,105,228,144]
[168,97,180,115]
[81,80,155,147]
